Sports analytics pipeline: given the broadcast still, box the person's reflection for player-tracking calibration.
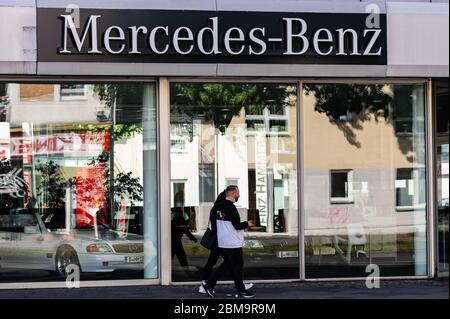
[174,189,185,208]
[171,207,197,267]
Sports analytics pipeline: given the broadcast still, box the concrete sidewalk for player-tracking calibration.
[0,279,447,299]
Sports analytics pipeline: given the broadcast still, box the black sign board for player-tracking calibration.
[37,8,387,65]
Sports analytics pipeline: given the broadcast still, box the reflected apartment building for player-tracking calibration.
[302,84,428,278]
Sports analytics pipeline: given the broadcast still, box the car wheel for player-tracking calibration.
[55,246,80,278]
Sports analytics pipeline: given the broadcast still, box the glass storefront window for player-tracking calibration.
[169,82,299,281]
[435,79,449,274]
[0,82,158,282]
[303,83,427,278]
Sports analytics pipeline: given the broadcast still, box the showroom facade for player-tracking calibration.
[0,0,448,288]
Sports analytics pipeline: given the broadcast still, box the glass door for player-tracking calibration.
[169,82,299,282]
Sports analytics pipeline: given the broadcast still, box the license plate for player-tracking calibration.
[124,256,143,264]
[276,251,299,258]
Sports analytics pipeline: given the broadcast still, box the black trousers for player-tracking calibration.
[202,245,221,281]
[208,247,246,293]
[172,240,189,266]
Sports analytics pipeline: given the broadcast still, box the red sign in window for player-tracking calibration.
[75,164,108,228]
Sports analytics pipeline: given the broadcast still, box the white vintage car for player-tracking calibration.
[0,210,154,278]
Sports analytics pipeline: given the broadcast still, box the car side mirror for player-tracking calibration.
[24,225,41,234]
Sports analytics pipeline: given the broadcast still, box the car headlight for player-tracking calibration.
[86,243,113,253]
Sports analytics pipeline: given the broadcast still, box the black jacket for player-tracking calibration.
[211,198,248,248]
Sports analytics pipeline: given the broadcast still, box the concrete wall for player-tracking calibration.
[387,2,449,77]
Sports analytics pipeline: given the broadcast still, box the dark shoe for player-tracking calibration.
[202,282,215,298]
[235,290,255,298]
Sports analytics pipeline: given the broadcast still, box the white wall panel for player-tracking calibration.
[0,5,36,74]
[387,2,449,76]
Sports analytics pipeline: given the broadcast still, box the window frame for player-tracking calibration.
[330,169,354,204]
[395,167,427,212]
[58,84,89,101]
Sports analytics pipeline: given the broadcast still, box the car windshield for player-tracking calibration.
[42,209,112,231]
[0,213,39,233]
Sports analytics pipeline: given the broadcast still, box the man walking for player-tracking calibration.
[198,190,253,294]
[202,185,255,298]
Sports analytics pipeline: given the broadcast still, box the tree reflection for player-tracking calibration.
[170,83,296,136]
[34,154,143,229]
[0,95,8,122]
[170,82,420,163]
[304,84,424,163]
[36,160,66,208]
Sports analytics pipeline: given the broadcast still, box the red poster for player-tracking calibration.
[23,170,31,193]
[22,143,32,165]
[75,163,108,228]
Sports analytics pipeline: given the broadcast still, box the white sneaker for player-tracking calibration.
[198,284,206,294]
[199,282,253,293]
[198,281,215,294]
[244,282,254,290]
